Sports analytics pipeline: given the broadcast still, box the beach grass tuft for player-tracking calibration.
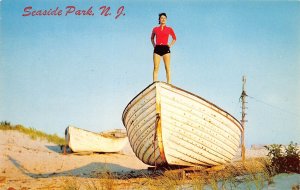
[133,158,271,189]
[0,121,65,145]
[61,157,297,190]
[63,177,82,190]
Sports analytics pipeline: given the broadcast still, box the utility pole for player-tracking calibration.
[241,76,247,162]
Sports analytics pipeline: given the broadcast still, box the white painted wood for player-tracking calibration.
[65,126,128,153]
[122,83,164,165]
[122,82,243,167]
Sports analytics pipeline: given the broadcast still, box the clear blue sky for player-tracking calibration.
[1,0,299,146]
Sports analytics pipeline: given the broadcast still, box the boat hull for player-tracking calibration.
[122,82,243,166]
[65,126,128,153]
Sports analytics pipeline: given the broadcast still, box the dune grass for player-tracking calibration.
[62,158,275,190]
[59,146,298,189]
[0,121,65,145]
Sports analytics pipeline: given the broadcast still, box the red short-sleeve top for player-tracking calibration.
[152,26,176,45]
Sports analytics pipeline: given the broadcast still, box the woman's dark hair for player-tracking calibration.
[158,13,167,24]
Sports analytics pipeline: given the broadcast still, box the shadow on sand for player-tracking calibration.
[45,145,63,153]
[7,155,151,179]
[45,145,123,155]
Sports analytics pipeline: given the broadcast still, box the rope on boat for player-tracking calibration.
[153,113,160,167]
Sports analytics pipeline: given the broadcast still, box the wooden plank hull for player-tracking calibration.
[65,126,128,153]
[122,82,243,166]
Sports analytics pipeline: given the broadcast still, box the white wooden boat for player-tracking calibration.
[65,126,128,153]
[122,82,243,167]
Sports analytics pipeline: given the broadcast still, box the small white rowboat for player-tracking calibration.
[122,82,243,167]
[65,126,128,153]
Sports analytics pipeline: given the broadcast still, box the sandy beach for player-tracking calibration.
[0,130,152,189]
[0,130,285,190]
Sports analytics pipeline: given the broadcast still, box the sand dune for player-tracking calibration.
[0,130,269,189]
[0,130,149,189]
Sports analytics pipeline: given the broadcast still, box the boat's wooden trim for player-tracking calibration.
[122,82,242,132]
[156,84,167,164]
[122,81,243,166]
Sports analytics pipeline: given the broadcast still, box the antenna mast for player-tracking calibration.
[241,76,247,162]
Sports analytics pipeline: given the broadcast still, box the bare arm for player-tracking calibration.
[168,39,176,48]
[168,27,176,48]
[151,33,156,48]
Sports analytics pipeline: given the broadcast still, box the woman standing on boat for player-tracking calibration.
[151,13,176,84]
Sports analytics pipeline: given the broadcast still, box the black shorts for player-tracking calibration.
[154,45,170,56]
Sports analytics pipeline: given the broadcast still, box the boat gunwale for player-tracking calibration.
[122,83,156,126]
[122,82,242,131]
[159,83,243,132]
[67,126,127,140]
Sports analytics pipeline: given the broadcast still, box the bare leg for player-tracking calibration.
[153,53,161,82]
[163,53,171,84]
